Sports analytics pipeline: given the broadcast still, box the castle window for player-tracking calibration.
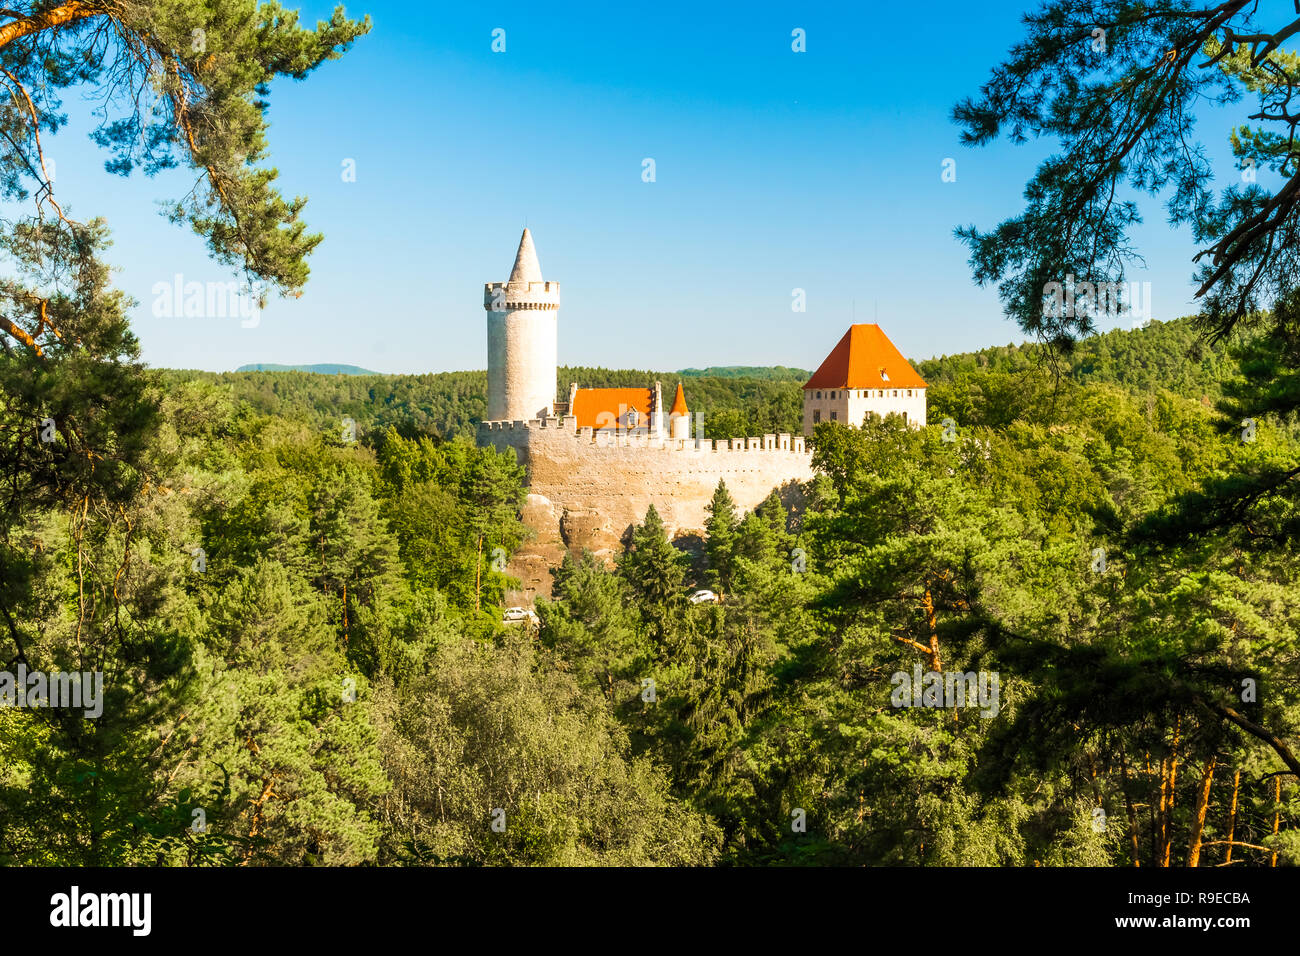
[813,409,821,424]
[830,411,837,421]
[878,390,884,398]
[903,411,908,423]
[831,391,837,399]
[816,391,821,399]
[893,390,898,397]
[907,389,912,397]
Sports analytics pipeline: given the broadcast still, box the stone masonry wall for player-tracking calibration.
[479,418,815,599]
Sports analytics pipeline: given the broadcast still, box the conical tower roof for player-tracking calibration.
[669,382,689,416]
[508,227,544,285]
[803,324,928,390]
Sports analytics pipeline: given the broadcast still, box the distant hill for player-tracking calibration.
[234,363,378,375]
[677,366,807,380]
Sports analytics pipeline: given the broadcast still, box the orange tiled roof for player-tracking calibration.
[803,324,928,390]
[572,387,655,429]
[669,382,689,416]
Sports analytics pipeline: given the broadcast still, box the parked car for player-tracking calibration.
[503,606,539,625]
[688,589,719,605]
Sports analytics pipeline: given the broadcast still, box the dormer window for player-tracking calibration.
[626,407,640,428]
[880,368,890,382]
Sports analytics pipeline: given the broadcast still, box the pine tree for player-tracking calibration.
[539,550,648,698]
[704,480,738,593]
[618,504,686,641]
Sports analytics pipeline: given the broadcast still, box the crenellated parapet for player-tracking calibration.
[484,280,561,311]
[477,418,810,460]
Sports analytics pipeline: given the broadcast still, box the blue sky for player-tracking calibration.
[27,0,1275,374]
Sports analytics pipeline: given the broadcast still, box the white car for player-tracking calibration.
[503,606,539,625]
[688,590,719,605]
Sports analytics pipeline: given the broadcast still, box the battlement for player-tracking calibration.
[484,280,561,311]
[478,418,809,457]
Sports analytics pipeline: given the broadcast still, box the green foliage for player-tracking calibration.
[167,364,809,443]
[9,309,1300,867]
[617,505,688,642]
[373,632,721,866]
[703,481,738,593]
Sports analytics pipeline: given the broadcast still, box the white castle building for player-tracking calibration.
[800,323,928,434]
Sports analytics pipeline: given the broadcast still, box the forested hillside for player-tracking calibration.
[6,314,1295,865]
[169,316,1240,444]
[165,364,806,442]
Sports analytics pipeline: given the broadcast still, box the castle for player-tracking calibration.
[476,229,927,597]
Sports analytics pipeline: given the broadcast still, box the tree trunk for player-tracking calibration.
[1157,755,1170,866]
[243,775,276,865]
[1146,752,1157,864]
[1271,776,1281,867]
[1120,749,1141,866]
[1225,768,1240,866]
[474,532,483,612]
[1187,756,1216,867]
[1160,717,1181,867]
[920,583,941,672]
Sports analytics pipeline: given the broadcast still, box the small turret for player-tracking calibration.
[669,382,690,439]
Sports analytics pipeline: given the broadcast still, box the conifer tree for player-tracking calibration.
[704,480,737,592]
[618,504,686,641]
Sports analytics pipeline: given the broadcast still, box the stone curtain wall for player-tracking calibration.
[479,418,815,599]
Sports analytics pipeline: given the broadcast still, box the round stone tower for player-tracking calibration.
[485,228,560,422]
